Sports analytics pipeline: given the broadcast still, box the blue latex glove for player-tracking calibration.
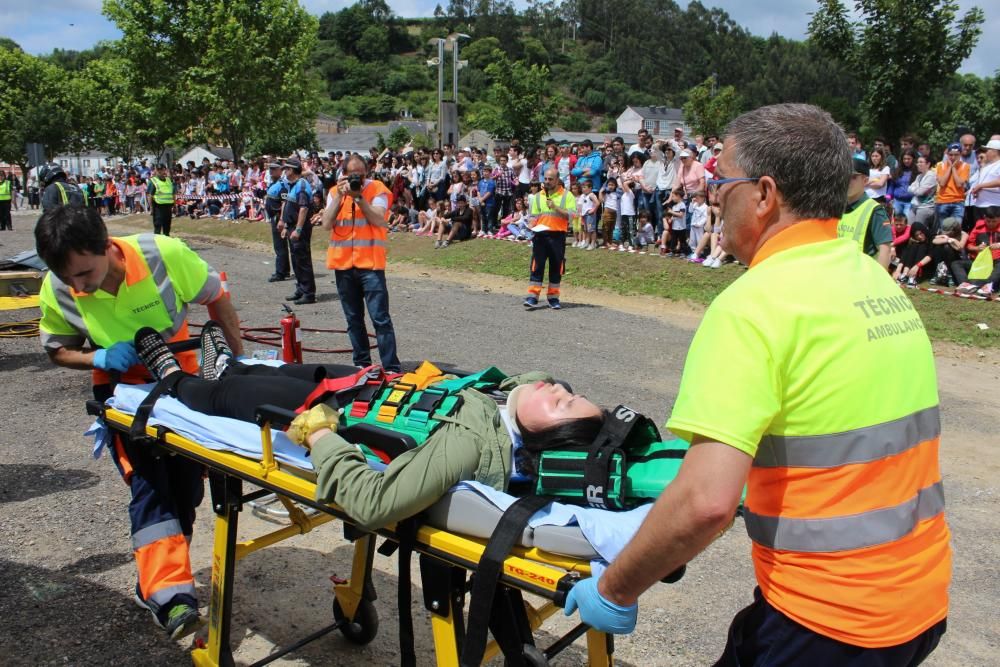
[563,576,638,635]
[93,342,140,372]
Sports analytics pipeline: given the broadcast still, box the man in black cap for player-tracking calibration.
[281,158,316,304]
[838,157,893,269]
[264,161,290,282]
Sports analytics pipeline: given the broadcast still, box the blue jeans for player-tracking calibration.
[935,203,964,232]
[893,200,912,218]
[334,268,401,372]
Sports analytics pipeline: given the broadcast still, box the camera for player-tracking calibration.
[348,174,363,192]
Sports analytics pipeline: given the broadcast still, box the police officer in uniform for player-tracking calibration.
[0,170,12,230]
[147,163,176,236]
[264,161,290,282]
[39,162,88,211]
[281,158,316,304]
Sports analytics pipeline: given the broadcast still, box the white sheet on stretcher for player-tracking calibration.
[87,383,653,569]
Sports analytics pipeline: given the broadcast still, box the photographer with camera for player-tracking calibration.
[321,154,402,373]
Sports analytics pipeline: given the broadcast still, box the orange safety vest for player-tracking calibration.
[327,179,393,271]
[530,187,572,232]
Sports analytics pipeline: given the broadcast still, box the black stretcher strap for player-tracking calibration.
[459,494,552,667]
[129,373,185,439]
[395,518,419,667]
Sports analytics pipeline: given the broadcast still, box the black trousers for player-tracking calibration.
[528,231,566,296]
[715,588,945,667]
[152,203,172,236]
[288,221,316,298]
[0,200,11,230]
[267,208,290,277]
[173,363,360,422]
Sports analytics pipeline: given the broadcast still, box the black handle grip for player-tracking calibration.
[255,404,298,428]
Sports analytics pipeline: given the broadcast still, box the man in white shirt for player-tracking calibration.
[970,139,1000,210]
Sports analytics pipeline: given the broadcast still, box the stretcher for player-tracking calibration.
[86,369,683,667]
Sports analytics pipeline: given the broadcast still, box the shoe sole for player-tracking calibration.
[135,591,203,640]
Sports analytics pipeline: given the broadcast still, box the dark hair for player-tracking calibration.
[985,206,1000,219]
[35,206,108,275]
[894,150,919,181]
[516,409,607,476]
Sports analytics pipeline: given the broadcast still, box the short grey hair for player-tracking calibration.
[724,103,850,219]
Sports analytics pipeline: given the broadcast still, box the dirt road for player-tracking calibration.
[1,212,996,665]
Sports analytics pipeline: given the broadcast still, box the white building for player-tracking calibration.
[616,106,686,137]
[177,144,235,166]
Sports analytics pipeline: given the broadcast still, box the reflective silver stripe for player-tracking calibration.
[136,234,186,336]
[193,269,223,304]
[49,273,88,333]
[148,582,197,607]
[328,239,386,248]
[744,481,945,553]
[39,330,85,350]
[336,217,370,227]
[131,519,183,550]
[754,406,940,469]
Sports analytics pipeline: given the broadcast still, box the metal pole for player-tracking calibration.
[452,40,459,103]
[437,39,444,149]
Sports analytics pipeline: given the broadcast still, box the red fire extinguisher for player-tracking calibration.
[280,305,302,363]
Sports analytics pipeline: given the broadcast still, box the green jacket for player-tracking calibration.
[312,372,551,531]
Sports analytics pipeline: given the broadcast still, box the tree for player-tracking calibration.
[470,50,559,144]
[82,57,147,163]
[809,0,983,141]
[387,126,412,149]
[682,76,743,138]
[104,0,319,162]
[562,111,590,131]
[0,48,88,186]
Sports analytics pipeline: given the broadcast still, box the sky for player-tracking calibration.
[2,0,996,77]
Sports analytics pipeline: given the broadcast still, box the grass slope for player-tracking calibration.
[109,214,1000,349]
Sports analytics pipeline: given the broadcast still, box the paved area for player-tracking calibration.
[0,210,996,665]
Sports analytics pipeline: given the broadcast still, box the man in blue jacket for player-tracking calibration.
[571,140,604,195]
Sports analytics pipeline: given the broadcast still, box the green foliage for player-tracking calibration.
[562,111,591,132]
[0,37,21,52]
[809,0,984,142]
[0,47,89,172]
[387,126,412,149]
[682,77,744,138]
[103,0,319,162]
[471,51,559,144]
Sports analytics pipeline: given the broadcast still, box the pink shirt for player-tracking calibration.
[674,160,706,195]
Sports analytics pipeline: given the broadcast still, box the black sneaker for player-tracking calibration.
[199,321,234,381]
[292,295,317,305]
[286,292,303,301]
[268,273,288,282]
[134,586,202,640]
[134,328,180,380]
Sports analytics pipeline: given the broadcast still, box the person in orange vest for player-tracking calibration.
[35,205,244,639]
[321,154,401,372]
[524,167,576,309]
[564,104,951,665]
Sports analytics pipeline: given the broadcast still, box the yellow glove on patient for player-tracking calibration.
[286,404,339,448]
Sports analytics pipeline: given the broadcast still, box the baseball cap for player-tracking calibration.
[285,158,302,172]
[267,161,283,170]
[713,142,724,152]
[852,157,869,175]
[940,217,961,232]
[679,150,692,158]
[948,142,961,152]
[984,139,1000,151]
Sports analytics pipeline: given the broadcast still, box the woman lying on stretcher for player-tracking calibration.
[134,323,606,531]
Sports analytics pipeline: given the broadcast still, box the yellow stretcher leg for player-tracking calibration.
[586,628,614,666]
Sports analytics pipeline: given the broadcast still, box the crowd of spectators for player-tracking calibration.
[10,125,997,295]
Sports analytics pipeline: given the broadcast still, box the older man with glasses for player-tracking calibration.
[565,104,950,667]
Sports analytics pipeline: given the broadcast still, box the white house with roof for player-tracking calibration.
[616,106,687,137]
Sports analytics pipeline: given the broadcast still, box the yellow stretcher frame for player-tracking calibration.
[95,404,616,667]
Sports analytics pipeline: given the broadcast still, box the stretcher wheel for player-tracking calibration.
[332,597,379,645]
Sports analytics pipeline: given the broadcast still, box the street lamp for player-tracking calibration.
[427,38,446,148]
[448,33,471,103]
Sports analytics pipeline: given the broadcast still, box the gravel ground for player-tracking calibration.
[1,210,997,666]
